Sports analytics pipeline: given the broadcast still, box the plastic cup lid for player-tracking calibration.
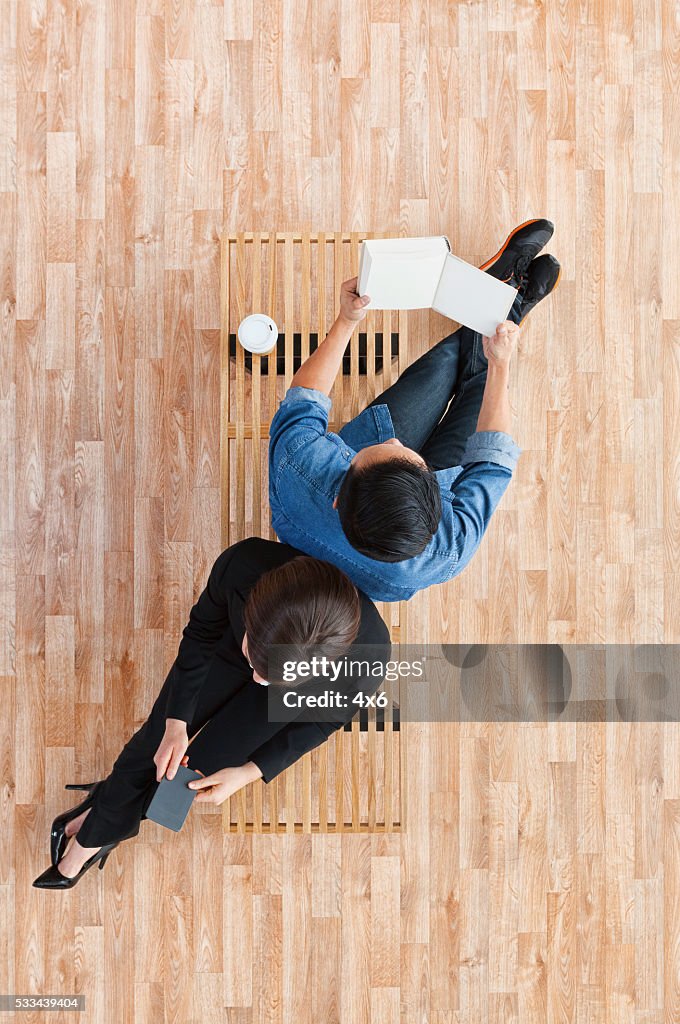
[237,314,278,353]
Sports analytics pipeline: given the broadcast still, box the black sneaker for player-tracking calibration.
[509,253,561,325]
[480,218,555,286]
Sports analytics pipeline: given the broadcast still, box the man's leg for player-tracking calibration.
[419,291,523,470]
[337,219,554,454]
[342,221,554,451]
[339,325,472,452]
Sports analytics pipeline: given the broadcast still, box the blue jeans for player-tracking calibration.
[364,292,523,470]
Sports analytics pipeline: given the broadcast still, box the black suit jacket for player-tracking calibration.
[164,537,391,782]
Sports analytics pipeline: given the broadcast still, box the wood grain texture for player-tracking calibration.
[2,0,679,1020]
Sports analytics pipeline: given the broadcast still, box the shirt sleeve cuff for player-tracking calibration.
[282,385,332,414]
[460,430,521,471]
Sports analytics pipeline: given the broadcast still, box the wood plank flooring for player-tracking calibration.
[1,0,679,1020]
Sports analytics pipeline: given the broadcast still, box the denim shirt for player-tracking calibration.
[268,386,521,603]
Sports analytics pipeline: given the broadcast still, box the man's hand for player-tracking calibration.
[153,718,189,781]
[338,276,371,326]
[187,762,263,805]
[289,277,371,393]
[482,320,519,368]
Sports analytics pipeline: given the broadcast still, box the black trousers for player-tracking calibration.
[76,653,277,848]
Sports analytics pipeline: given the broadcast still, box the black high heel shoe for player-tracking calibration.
[32,839,119,889]
[50,781,103,866]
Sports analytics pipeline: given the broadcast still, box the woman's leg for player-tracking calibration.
[73,664,179,847]
[178,681,278,777]
[339,325,473,452]
[75,678,277,853]
[74,657,239,848]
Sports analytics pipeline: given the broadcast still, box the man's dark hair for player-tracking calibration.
[335,457,442,562]
[243,556,361,681]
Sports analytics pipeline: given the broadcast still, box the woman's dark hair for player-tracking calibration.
[243,556,362,681]
[335,458,441,561]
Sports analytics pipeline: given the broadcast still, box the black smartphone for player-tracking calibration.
[144,765,205,832]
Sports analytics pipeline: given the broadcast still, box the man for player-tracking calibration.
[268,220,560,603]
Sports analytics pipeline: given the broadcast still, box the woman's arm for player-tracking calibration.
[164,541,247,724]
[248,627,392,782]
[248,718,345,783]
[187,642,392,798]
[188,761,263,803]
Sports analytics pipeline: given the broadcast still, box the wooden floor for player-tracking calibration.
[1,0,680,1021]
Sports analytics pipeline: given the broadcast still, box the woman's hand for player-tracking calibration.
[482,320,519,368]
[187,762,263,805]
[153,718,189,782]
[338,276,370,326]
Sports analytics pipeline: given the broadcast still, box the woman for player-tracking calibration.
[33,537,390,888]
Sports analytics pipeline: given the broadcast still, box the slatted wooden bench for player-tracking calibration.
[220,231,408,833]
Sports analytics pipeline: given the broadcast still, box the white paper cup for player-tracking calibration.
[237,313,279,355]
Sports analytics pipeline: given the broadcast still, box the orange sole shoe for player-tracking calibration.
[479,218,555,282]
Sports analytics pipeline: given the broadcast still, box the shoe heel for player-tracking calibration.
[98,848,114,870]
[50,783,103,866]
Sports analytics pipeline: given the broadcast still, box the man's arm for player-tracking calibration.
[290,276,370,395]
[438,321,522,575]
[476,361,512,435]
[475,320,518,436]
